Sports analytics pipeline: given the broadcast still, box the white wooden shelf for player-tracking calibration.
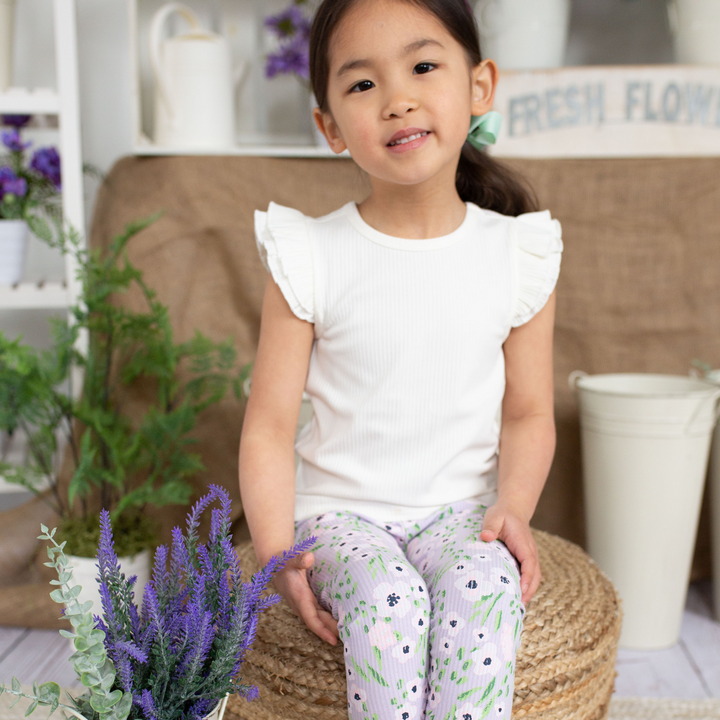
[132,143,348,158]
[0,282,69,310]
[0,88,60,115]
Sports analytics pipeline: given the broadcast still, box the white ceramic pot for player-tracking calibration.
[203,695,229,720]
[474,0,571,70]
[68,550,151,617]
[0,219,28,285]
[571,372,720,649]
[0,0,14,90]
[668,0,720,64]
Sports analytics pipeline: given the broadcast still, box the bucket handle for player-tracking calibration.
[683,390,720,435]
[568,370,588,398]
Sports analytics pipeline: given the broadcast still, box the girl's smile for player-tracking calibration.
[386,127,432,153]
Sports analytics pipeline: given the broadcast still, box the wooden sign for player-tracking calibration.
[489,66,720,158]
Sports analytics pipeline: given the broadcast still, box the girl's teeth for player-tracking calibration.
[390,132,427,146]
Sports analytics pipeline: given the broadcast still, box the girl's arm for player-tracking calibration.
[239,277,338,644]
[479,290,557,605]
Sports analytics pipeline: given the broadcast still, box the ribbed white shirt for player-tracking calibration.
[255,201,562,523]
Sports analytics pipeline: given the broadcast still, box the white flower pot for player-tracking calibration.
[0,219,28,285]
[67,550,151,617]
[668,0,720,64]
[203,695,229,720]
[0,0,15,90]
[474,0,571,70]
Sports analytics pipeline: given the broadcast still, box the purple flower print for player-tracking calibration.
[373,580,412,618]
[489,566,512,587]
[1,129,32,153]
[442,610,466,636]
[410,609,427,634]
[394,703,418,720]
[473,641,500,677]
[454,570,493,601]
[368,620,396,650]
[450,560,475,574]
[390,636,417,664]
[457,701,481,720]
[1,115,31,128]
[349,683,366,712]
[31,147,61,189]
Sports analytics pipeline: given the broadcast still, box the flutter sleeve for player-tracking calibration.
[254,202,314,323]
[511,210,563,327]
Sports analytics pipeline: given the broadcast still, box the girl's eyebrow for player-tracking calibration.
[336,38,444,77]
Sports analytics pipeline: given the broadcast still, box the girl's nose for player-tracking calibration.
[382,90,419,119]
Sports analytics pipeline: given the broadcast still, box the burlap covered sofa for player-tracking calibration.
[0,154,717,625]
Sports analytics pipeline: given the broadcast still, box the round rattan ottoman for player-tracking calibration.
[226,530,621,720]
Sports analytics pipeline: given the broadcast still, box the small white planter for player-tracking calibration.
[668,0,720,64]
[474,0,571,70]
[0,219,29,285]
[0,0,15,90]
[203,695,229,720]
[68,549,151,616]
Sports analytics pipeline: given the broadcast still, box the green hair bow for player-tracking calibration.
[467,111,502,151]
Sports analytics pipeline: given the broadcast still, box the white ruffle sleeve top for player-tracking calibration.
[254,201,562,523]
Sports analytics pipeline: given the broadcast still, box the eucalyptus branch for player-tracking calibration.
[0,525,132,720]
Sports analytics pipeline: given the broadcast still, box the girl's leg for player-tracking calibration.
[296,512,431,720]
[406,503,525,720]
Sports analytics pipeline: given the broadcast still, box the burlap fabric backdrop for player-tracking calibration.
[0,155,716,626]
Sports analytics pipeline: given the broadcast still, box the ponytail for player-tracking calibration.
[456,144,538,216]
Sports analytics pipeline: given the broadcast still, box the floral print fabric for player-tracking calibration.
[295,500,525,720]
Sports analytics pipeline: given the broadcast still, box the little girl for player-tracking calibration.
[239,1,562,718]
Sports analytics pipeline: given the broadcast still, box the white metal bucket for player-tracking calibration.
[570,372,720,650]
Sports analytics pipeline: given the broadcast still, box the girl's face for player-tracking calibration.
[315,0,497,190]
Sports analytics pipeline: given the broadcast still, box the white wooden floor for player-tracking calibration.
[1,581,719,698]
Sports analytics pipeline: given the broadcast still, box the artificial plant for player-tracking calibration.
[0,217,250,556]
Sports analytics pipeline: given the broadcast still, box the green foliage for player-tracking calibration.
[0,218,250,555]
[0,526,131,720]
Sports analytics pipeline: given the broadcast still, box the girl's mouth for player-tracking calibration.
[386,131,431,153]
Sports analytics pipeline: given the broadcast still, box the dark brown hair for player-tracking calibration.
[309,0,538,217]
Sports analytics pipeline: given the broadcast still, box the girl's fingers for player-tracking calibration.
[318,607,339,637]
[296,590,338,645]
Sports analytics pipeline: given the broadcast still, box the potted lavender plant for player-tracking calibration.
[0,114,62,284]
[0,484,315,720]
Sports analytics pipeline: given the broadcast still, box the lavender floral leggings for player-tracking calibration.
[295,500,525,720]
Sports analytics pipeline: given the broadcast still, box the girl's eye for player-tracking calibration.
[414,62,436,75]
[350,80,375,93]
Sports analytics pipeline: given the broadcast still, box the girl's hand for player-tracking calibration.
[479,503,541,606]
[273,551,339,645]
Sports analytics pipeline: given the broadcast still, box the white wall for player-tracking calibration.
[2,0,676,345]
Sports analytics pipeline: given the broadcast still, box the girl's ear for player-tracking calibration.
[313,108,348,154]
[471,59,499,116]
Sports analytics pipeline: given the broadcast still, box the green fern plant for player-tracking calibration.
[0,218,251,556]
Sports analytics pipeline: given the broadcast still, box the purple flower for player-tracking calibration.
[265,6,311,40]
[1,129,32,153]
[266,36,310,80]
[1,115,31,128]
[30,147,61,189]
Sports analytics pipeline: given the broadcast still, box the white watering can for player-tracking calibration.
[150,3,249,149]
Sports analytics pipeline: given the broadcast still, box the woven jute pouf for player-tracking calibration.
[227,530,621,720]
